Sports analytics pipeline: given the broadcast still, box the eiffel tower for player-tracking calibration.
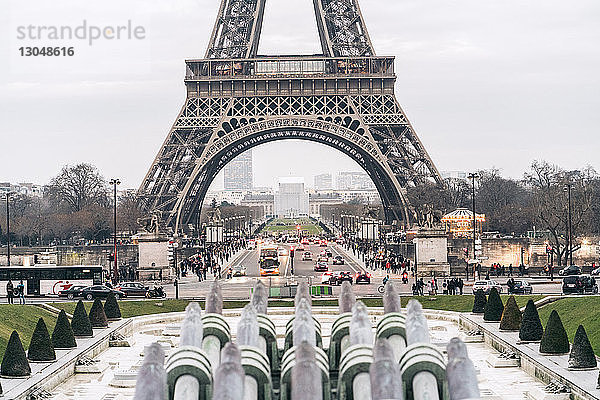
[138,0,443,232]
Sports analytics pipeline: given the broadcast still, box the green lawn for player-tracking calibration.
[262,218,323,235]
[0,305,58,361]
[537,297,600,355]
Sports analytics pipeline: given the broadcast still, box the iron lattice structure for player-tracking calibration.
[138,0,443,232]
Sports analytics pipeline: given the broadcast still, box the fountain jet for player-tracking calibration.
[350,301,373,346]
[180,302,203,348]
[383,281,401,314]
[213,342,246,400]
[251,280,268,314]
[133,343,167,400]
[294,298,316,347]
[237,304,259,347]
[446,338,480,400]
[370,338,403,400]
[206,280,223,314]
[339,281,356,314]
[291,341,323,400]
[406,299,430,346]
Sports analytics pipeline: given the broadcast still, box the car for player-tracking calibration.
[278,248,287,256]
[558,265,582,276]
[115,282,149,297]
[314,261,329,272]
[562,275,598,294]
[507,280,532,295]
[332,255,345,265]
[302,251,313,261]
[58,285,88,300]
[247,240,256,249]
[301,238,310,246]
[355,271,371,284]
[336,271,354,285]
[592,266,600,276]
[472,280,503,294]
[326,250,333,258]
[317,255,328,263]
[319,240,327,247]
[231,265,247,277]
[81,285,127,300]
[321,271,335,284]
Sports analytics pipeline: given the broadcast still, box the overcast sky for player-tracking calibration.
[1,0,599,191]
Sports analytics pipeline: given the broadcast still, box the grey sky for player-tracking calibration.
[1,0,599,190]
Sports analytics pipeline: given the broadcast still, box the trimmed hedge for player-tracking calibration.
[569,325,596,369]
[89,299,108,328]
[71,300,93,337]
[483,288,504,321]
[1,331,31,377]
[539,310,569,354]
[104,292,122,320]
[519,300,543,342]
[472,290,487,314]
[52,310,77,349]
[499,296,522,331]
[28,318,56,361]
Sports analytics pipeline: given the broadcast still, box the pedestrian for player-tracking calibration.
[458,278,464,295]
[6,280,14,304]
[17,280,25,305]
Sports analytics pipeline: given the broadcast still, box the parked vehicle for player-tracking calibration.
[116,282,149,297]
[507,280,533,295]
[472,280,503,294]
[146,284,166,298]
[58,285,88,300]
[354,271,371,284]
[302,251,313,261]
[332,256,345,265]
[81,285,126,300]
[562,275,598,294]
[314,261,329,272]
[558,265,582,276]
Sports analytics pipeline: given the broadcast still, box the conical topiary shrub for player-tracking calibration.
[519,300,543,342]
[483,288,504,322]
[472,289,487,314]
[71,300,93,337]
[539,310,569,354]
[1,331,31,377]
[89,299,109,328]
[52,310,77,349]
[568,325,597,369]
[28,318,56,362]
[104,292,122,320]
[499,296,522,331]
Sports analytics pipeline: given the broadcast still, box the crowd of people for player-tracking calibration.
[179,239,246,281]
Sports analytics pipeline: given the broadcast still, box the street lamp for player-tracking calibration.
[468,173,479,268]
[109,178,121,284]
[5,192,11,266]
[564,183,573,266]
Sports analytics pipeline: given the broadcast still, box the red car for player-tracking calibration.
[355,272,371,284]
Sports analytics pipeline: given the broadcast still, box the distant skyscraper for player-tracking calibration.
[314,173,333,191]
[224,150,253,190]
[336,171,376,190]
[274,177,309,217]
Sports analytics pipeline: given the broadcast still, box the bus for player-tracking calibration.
[259,245,280,276]
[0,265,103,296]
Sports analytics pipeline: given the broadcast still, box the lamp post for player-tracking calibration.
[109,179,120,284]
[564,183,573,266]
[5,192,11,266]
[468,173,479,267]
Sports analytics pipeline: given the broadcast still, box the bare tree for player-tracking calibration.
[524,161,596,265]
[45,163,109,212]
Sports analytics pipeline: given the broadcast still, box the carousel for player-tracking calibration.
[441,208,485,238]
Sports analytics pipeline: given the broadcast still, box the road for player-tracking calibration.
[0,241,566,303]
